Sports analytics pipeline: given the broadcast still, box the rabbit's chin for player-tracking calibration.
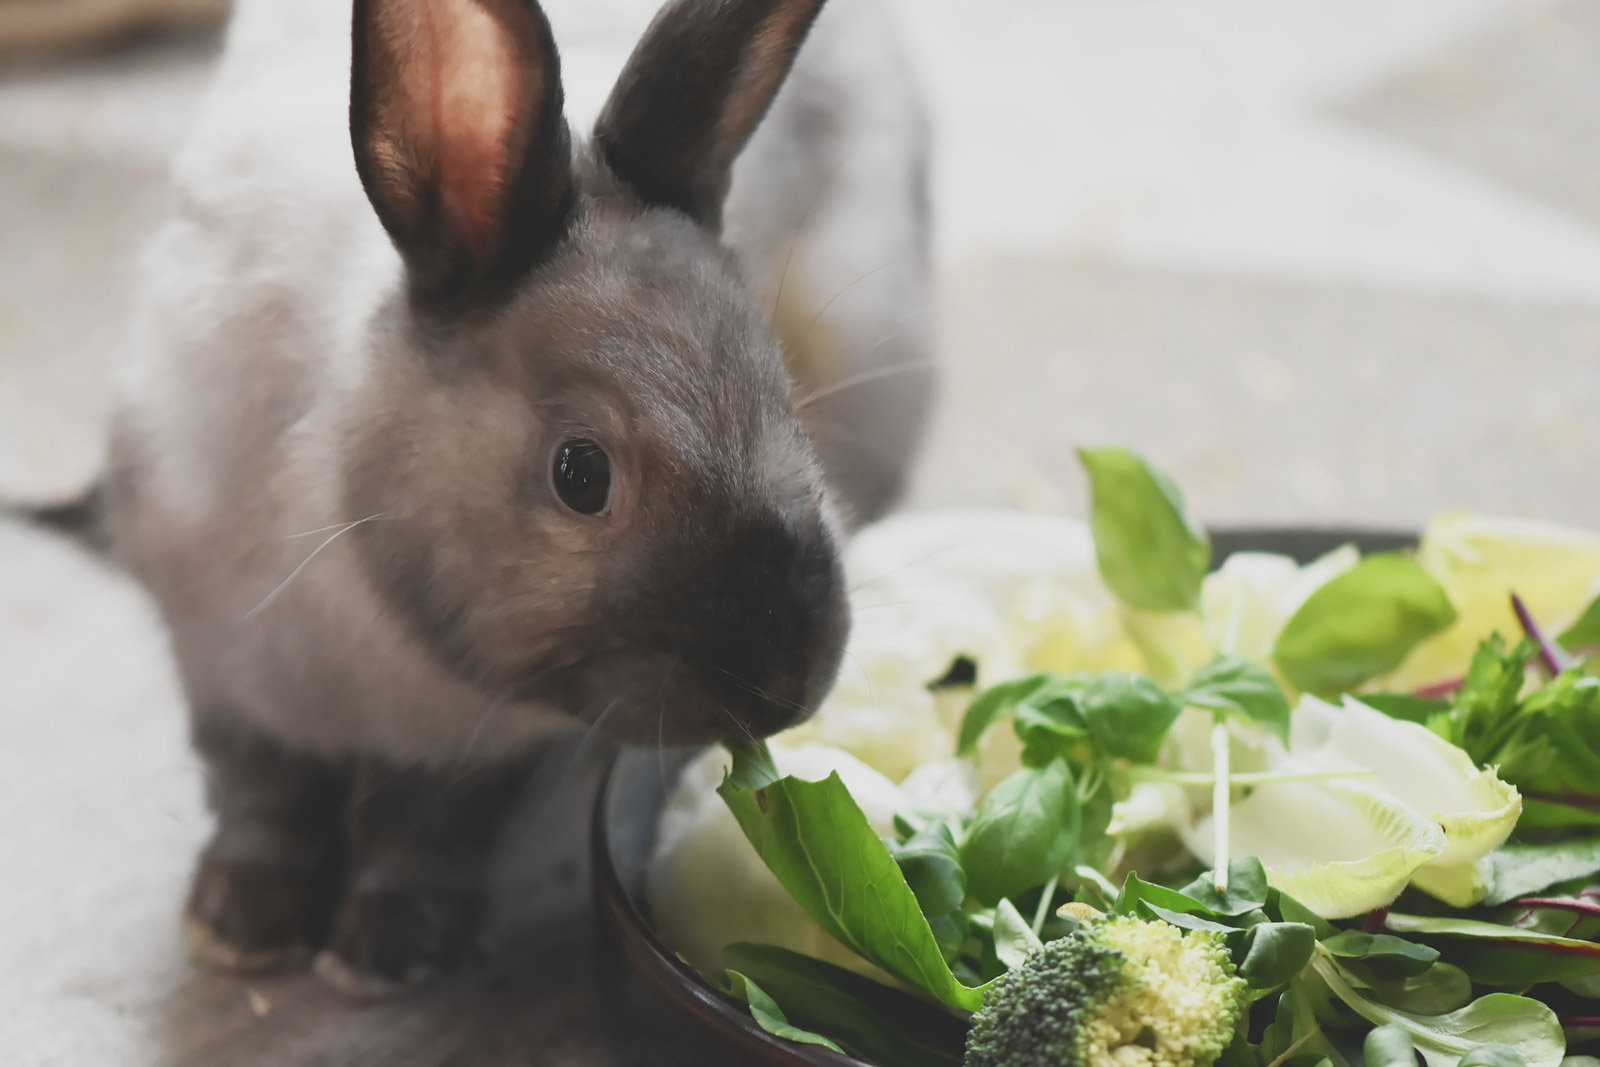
[554,650,836,748]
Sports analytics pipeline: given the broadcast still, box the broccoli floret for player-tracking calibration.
[964,914,1248,1067]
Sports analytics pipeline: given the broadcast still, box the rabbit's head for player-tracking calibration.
[340,0,848,745]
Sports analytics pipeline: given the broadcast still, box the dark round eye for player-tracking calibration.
[551,439,612,515]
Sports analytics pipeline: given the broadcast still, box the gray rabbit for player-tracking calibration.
[85,0,932,993]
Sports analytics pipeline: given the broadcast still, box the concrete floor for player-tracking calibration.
[4,1,1600,1064]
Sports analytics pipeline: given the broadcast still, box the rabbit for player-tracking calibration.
[96,0,933,994]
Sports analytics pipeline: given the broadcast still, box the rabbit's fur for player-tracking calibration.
[103,0,931,992]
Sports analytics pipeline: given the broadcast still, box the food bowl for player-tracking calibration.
[590,527,1414,1065]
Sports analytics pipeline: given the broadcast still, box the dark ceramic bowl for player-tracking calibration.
[591,527,1413,1065]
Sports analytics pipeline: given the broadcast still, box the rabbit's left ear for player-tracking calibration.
[593,0,827,231]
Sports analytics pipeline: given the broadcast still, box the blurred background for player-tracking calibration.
[2,0,1599,1063]
[4,0,1600,527]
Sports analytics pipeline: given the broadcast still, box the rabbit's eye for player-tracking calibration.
[551,439,612,515]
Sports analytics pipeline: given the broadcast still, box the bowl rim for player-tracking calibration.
[590,752,867,1066]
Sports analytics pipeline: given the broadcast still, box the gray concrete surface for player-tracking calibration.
[4,1,1600,1063]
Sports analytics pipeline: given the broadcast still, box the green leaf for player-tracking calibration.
[1559,593,1600,651]
[1384,914,1600,985]
[1065,673,1185,762]
[718,771,992,1011]
[1183,655,1293,741]
[725,739,780,791]
[1236,921,1317,989]
[960,759,1080,906]
[1142,901,1239,933]
[726,971,846,1054]
[1358,964,1475,1016]
[956,674,1063,756]
[1271,889,1337,939]
[889,820,966,920]
[1482,840,1600,906]
[1272,554,1457,694]
[992,898,1045,972]
[1180,857,1271,916]
[1321,931,1441,978]
[1459,1047,1529,1067]
[1365,693,1453,725]
[1115,871,1229,921]
[1366,1025,1422,1067]
[1078,446,1210,612]
[1313,954,1565,1067]
[724,943,967,1067]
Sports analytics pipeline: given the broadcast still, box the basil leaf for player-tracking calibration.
[1482,840,1600,906]
[1070,673,1185,762]
[1180,857,1271,916]
[1183,655,1292,742]
[956,674,1063,756]
[960,759,1080,906]
[726,971,846,1054]
[1322,931,1441,978]
[992,898,1045,972]
[1079,446,1210,612]
[724,944,967,1067]
[1237,922,1317,990]
[1273,554,1456,695]
[1366,1025,1423,1067]
[889,820,965,920]
[718,771,993,1010]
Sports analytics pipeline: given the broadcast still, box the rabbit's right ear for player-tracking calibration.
[350,0,573,307]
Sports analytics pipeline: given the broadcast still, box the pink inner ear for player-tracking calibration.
[376,0,521,256]
[431,0,519,253]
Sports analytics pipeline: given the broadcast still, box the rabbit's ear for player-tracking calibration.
[351,0,573,305]
[594,0,826,231]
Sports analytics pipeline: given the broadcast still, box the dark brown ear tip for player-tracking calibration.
[592,0,829,229]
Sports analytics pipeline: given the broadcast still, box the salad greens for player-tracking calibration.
[702,447,1600,1066]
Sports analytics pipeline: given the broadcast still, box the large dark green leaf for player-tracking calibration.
[1385,913,1600,986]
[1272,554,1456,694]
[960,759,1080,905]
[1482,840,1600,906]
[718,771,992,1010]
[1078,446,1210,612]
[724,944,967,1067]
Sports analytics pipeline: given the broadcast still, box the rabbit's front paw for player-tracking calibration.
[183,859,319,973]
[314,888,483,998]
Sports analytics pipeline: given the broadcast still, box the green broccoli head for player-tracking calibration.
[964,914,1248,1067]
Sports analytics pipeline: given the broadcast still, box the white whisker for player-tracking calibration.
[245,513,387,620]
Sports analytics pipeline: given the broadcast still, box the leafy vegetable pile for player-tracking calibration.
[652,447,1600,1067]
